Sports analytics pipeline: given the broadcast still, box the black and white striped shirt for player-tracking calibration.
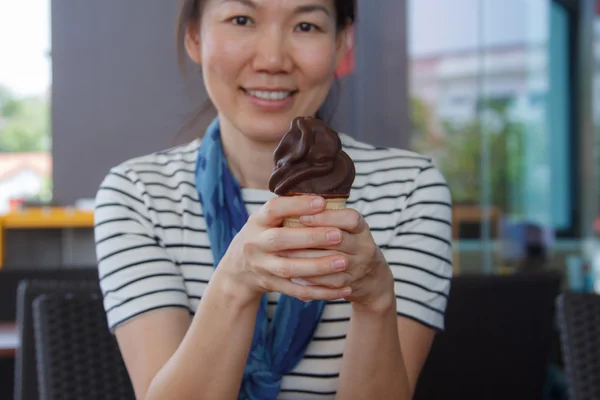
[94,133,452,399]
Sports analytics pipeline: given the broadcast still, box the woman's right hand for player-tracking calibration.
[215,195,352,304]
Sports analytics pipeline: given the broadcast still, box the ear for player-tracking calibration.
[334,24,353,71]
[184,23,202,65]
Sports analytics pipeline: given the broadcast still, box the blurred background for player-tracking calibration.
[1,0,600,399]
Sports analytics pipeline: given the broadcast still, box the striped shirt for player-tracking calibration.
[94,133,452,399]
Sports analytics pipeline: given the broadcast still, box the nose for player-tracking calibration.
[252,27,292,74]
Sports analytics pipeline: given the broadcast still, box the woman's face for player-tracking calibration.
[186,0,349,143]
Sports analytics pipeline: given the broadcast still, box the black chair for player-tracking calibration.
[12,279,113,400]
[414,271,562,400]
[0,268,98,322]
[32,290,135,400]
[0,270,96,400]
[556,292,600,400]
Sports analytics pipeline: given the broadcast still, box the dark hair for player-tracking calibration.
[175,0,356,137]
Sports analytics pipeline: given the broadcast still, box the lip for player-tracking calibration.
[241,88,297,111]
[243,86,297,92]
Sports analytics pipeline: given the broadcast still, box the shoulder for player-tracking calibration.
[95,140,202,226]
[340,133,435,178]
[117,139,200,179]
[98,140,200,193]
[339,133,447,196]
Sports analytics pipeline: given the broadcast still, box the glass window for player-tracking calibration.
[594,2,600,231]
[409,0,573,274]
[0,0,52,213]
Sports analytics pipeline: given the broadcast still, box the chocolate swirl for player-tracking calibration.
[268,116,356,196]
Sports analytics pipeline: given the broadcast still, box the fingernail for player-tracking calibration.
[332,258,347,271]
[310,197,325,209]
[326,230,341,242]
[339,287,352,297]
[299,215,313,224]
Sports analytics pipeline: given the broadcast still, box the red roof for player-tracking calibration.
[0,152,52,181]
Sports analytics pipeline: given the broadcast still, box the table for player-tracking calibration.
[0,323,17,357]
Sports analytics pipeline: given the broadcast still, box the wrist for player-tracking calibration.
[209,268,262,310]
[353,263,396,315]
[352,289,396,316]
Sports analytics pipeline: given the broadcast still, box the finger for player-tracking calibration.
[252,195,326,227]
[303,272,352,289]
[258,226,343,252]
[330,230,360,255]
[281,249,339,259]
[282,231,359,257]
[298,208,367,233]
[268,276,352,302]
[262,253,348,279]
[282,230,359,256]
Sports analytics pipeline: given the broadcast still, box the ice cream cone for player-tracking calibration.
[268,117,356,289]
[283,197,347,228]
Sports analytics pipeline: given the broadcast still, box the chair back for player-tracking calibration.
[556,292,600,400]
[414,271,561,400]
[32,290,134,400]
[13,279,133,400]
[0,269,98,323]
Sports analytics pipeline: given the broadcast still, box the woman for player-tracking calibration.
[94,0,452,399]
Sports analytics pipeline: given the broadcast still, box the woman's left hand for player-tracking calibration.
[291,208,396,312]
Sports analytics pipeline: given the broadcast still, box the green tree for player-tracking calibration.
[410,96,443,155]
[410,96,527,213]
[0,86,50,152]
[442,100,527,212]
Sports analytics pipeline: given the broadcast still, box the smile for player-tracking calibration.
[243,89,296,101]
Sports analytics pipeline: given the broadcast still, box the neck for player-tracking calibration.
[218,117,278,190]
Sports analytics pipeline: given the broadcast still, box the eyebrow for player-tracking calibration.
[222,0,257,8]
[222,0,331,17]
[295,4,331,17]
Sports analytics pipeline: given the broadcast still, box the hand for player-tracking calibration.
[215,195,353,304]
[295,208,396,312]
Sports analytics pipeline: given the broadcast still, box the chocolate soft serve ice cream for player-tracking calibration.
[269,116,356,228]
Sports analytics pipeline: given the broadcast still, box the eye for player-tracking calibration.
[296,22,318,32]
[230,16,253,26]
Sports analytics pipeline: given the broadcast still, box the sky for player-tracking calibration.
[0,0,595,97]
[0,0,51,97]
[408,0,549,56]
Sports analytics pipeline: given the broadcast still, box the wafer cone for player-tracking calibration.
[283,197,347,228]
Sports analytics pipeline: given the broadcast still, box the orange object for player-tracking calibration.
[336,47,355,78]
[335,27,355,78]
[0,207,94,269]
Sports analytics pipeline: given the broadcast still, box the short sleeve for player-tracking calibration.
[94,167,191,330]
[384,164,452,331]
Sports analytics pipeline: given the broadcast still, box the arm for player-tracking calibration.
[95,168,260,400]
[337,274,411,400]
[143,273,260,400]
[115,286,260,400]
[336,164,452,399]
[96,169,350,399]
[336,278,436,400]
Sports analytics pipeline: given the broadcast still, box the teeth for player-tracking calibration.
[247,90,292,101]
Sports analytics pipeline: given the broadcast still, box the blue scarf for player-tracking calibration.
[195,118,327,400]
